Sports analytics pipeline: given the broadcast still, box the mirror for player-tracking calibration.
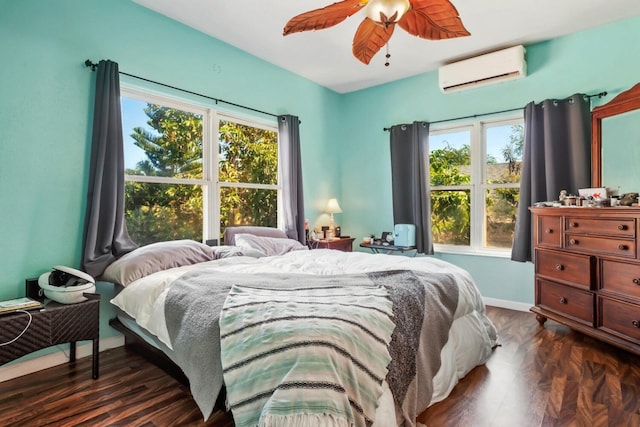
[591,82,640,190]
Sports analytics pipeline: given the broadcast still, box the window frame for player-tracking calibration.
[429,114,524,257]
[120,85,281,244]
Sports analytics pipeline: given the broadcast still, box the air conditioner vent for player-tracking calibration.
[439,45,527,93]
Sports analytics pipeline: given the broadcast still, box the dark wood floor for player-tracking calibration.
[419,307,640,427]
[0,306,638,426]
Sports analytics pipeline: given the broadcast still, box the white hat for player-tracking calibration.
[38,265,96,304]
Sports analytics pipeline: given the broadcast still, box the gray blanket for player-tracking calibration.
[165,269,459,424]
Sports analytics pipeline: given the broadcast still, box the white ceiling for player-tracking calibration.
[133,0,640,94]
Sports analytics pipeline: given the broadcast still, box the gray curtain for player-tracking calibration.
[278,114,305,244]
[82,60,137,277]
[511,94,591,262]
[389,121,433,254]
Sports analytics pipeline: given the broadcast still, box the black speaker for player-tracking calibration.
[25,277,45,302]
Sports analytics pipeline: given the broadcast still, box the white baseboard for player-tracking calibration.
[483,297,532,312]
[0,335,124,383]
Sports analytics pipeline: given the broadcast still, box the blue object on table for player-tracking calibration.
[394,224,415,247]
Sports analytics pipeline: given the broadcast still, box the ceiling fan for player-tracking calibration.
[283,0,470,66]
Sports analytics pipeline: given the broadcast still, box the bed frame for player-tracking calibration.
[109,317,189,384]
[107,227,284,410]
[109,317,227,408]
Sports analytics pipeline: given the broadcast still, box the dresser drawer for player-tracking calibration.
[535,249,594,289]
[536,279,594,325]
[565,234,636,259]
[565,217,635,237]
[600,259,640,300]
[598,297,640,343]
[537,215,562,247]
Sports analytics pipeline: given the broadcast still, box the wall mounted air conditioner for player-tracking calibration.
[438,45,526,93]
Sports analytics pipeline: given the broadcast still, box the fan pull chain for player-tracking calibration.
[385,42,390,67]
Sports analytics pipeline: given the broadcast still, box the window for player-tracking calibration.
[121,87,279,245]
[429,116,523,255]
[217,118,279,234]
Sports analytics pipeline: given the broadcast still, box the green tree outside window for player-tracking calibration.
[124,103,278,245]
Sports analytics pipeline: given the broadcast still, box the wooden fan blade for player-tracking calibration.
[352,18,394,65]
[284,0,368,35]
[399,0,470,40]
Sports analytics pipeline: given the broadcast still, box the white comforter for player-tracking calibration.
[111,250,497,424]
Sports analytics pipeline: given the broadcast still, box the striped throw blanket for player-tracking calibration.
[219,281,395,427]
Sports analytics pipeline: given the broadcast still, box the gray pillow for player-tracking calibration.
[234,233,308,256]
[100,239,215,286]
[223,226,288,246]
[211,245,267,259]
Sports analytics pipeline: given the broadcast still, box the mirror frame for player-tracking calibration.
[591,82,640,187]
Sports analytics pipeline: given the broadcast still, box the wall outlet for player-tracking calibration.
[25,277,44,302]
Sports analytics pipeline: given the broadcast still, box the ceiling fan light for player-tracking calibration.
[365,0,411,25]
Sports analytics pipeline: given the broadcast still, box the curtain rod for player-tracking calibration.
[382,91,608,131]
[85,60,279,119]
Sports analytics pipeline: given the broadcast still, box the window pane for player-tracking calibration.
[486,124,523,184]
[485,187,518,248]
[220,187,277,241]
[125,182,203,245]
[429,130,471,186]
[431,189,470,245]
[219,120,278,185]
[122,97,203,179]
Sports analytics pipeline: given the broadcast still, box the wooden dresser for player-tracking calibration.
[530,206,640,356]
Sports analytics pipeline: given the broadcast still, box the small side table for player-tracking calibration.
[0,293,100,379]
[309,237,355,252]
[360,243,417,256]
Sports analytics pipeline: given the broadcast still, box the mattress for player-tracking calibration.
[111,249,497,425]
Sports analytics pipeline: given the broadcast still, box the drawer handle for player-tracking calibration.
[559,297,568,304]
[618,224,628,230]
[618,244,628,251]
[545,228,553,234]
[555,264,564,271]
[570,222,578,228]
[569,239,578,245]
[633,278,640,285]
[633,320,640,328]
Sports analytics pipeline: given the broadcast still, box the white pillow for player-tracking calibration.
[234,233,308,256]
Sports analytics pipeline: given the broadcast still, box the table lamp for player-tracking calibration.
[325,198,342,238]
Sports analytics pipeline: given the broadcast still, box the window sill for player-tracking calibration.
[433,244,513,259]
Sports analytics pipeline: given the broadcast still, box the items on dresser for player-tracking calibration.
[530,206,640,355]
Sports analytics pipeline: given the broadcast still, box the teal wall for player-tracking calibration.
[0,0,341,309]
[1,0,639,348]
[0,0,343,349]
[340,15,640,305]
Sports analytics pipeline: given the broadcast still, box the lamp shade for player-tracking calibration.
[365,0,410,25]
[325,198,343,214]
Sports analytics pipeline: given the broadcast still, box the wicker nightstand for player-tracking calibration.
[0,293,100,379]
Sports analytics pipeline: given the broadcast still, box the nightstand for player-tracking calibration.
[309,237,355,252]
[360,243,417,256]
[0,294,100,379]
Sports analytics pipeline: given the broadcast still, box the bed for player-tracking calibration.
[104,227,498,427]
